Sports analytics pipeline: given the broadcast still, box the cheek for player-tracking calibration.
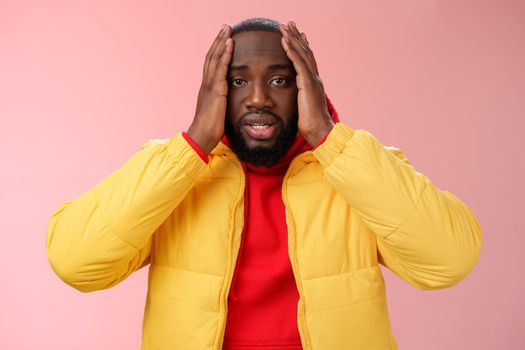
[226,94,242,126]
[227,90,242,113]
[276,91,298,114]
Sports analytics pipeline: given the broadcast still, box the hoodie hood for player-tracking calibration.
[221,94,340,174]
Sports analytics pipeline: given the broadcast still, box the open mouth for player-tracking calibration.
[242,113,279,140]
[244,123,277,139]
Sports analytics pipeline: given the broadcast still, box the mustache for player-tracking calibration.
[241,110,282,122]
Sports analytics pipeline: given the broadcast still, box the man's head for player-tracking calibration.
[225,17,298,167]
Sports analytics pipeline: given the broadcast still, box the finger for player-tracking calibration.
[290,23,318,76]
[206,24,232,76]
[204,24,231,79]
[281,23,318,76]
[206,24,231,62]
[288,21,319,74]
[300,32,308,45]
[288,21,310,54]
[280,36,313,90]
[216,38,234,86]
[207,26,232,79]
[203,25,227,72]
[280,25,309,73]
[283,22,317,74]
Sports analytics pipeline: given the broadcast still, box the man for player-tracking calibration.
[46,17,482,350]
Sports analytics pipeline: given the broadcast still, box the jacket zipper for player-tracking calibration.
[281,152,313,350]
[214,161,247,350]
[215,152,312,349]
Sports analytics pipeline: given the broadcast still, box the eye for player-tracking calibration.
[230,78,246,87]
[270,77,287,86]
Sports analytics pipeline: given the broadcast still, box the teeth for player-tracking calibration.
[251,124,269,129]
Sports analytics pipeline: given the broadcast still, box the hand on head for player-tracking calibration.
[279,20,334,147]
[187,24,234,154]
[187,19,334,157]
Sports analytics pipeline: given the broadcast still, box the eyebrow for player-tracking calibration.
[267,63,294,71]
[228,63,294,72]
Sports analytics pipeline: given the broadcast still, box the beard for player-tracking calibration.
[225,111,299,168]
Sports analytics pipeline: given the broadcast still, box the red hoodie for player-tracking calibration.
[183,96,339,349]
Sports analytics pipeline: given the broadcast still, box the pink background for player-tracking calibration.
[1,0,523,349]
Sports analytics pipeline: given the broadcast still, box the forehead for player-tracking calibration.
[230,31,290,66]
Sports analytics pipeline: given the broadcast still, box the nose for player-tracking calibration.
[244,81,273,110]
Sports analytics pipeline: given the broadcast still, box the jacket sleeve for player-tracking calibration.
[46,134,207,292]
[312,123,482,290]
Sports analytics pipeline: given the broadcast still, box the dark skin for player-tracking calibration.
[225,30,298,151]
[187,20,334,154]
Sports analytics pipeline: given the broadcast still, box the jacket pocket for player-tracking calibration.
[301,265,396,349]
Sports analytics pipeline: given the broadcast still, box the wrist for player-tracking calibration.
[186,125,217,155]
[303,121,334,147]
[182,132,209,163]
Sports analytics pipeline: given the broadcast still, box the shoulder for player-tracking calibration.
[383,145,414,167]
[140,138,171,150]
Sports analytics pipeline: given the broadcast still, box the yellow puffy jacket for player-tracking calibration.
[46,122,482,349]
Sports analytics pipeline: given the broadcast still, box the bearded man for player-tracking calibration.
[46,17,482,350]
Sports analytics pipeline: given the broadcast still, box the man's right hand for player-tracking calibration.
[186,24,233,154]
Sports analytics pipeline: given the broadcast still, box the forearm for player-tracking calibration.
[46,133,206,291]
[313,123,482,288]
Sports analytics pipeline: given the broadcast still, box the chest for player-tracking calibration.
[151,161,378,277]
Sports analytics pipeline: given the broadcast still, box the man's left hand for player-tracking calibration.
[280,20,334,147]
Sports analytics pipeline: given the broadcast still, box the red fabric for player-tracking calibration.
[223,96,339,349]
[182,132,209,163]
[223,161,303,349]
[184,96,339,349]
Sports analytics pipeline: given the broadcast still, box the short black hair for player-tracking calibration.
[232,17,281,35]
